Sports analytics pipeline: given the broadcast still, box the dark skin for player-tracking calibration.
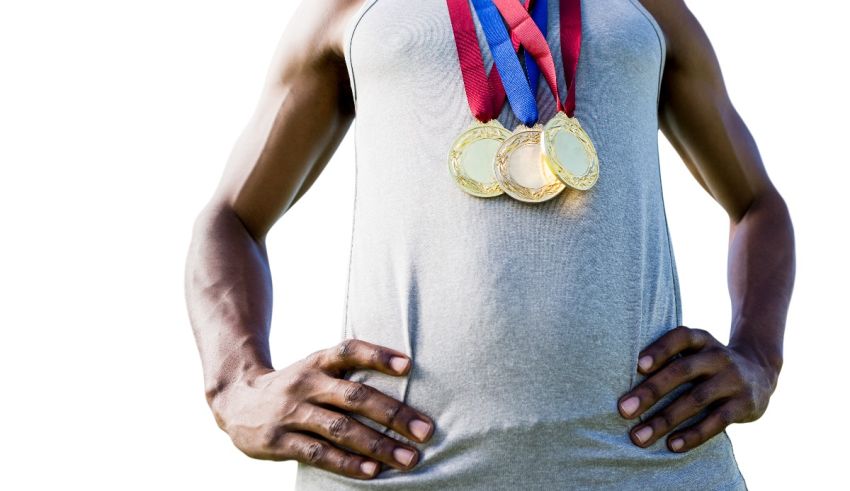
[615,0,794,453]
[184,0,794,480]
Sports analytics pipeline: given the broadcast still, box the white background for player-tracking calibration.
[1,1,847,489]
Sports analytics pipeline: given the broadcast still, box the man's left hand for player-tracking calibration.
[617,325,779,452]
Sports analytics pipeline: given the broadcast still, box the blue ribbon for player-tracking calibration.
[524,0,547,106]
[470,0,547,126]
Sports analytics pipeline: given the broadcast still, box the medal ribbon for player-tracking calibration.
[480,0,582,119]
[488,0,562,115]
[558,0,581,116]
[470,0,542,126]
[490,0,582,117]
[447,0,546,122]
[522,0,548,109]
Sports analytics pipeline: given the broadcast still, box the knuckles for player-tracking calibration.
[686,424,705,443]
[656,410,677,431]
[305,440,327,465]
[367,435,385,456]
[343,382,370,405]
[261,425,286,450]
[233,424,288,459]
[690,385,714,406]
[337,338,357,360]
[383,400,404,426]
[669,359,695,379]
[673,325,691,337]
[336,453,356,474]
[368,346,383,366]
[688,327,715,348]
[640,380,663,402]
[328,414,353,438]
[305,348,325,368]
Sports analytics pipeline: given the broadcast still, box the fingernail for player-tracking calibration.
[389,356,410,373]
[620,396,640,416]
[635,426,653,444]
[670,438,684,451]
[393,447,416,466]
[409,418,432,440]
[638,355,653,371]
[360,460,378,475]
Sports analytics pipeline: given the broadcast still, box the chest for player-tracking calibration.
[345,0,665,99]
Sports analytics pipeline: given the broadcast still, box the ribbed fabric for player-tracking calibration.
[294,0,747,489]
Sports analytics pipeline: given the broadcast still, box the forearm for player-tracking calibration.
[726,189,795,383]
[184,202,274,410]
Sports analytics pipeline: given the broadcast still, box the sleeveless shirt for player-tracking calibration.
[294,0,748,489]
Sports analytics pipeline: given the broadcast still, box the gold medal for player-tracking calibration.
[494,123,566,203]
[541,112,599,191]
[448,119,510,198]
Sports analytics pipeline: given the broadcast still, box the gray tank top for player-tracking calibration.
[295,0,747,489]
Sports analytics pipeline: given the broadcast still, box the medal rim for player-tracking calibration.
[541,112,600,191]
[494,123,566,203]
[448,119,510,198]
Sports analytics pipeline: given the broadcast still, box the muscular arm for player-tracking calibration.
[617,1,795,452]
[647,0,794,375]
[184,0,355,414]
[185,5,434,474]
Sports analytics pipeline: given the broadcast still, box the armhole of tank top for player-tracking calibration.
[625,0,680,326]
[342,0,380,109]
[625,0,667,108]
[340,1,376,341]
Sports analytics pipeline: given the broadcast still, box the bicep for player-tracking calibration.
[651,1,774,222]
[210,0,355,241]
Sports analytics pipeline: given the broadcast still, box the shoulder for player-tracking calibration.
[262,0,366,86]
[301,0,368,60]
[636,0,714,69]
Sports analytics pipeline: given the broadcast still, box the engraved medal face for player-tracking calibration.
[448,120,511,198]
[541,111,599,191]
[494,124,566,203]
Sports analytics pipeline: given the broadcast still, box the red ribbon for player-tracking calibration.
[448,0,583,119]
[559,0,581,117]
[489,0,562,113]
[491,0,582,117]
[446,0,533,122]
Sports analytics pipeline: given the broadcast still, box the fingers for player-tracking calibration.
[306,339,412,378]
[636,326,718,375]
[312,374,435,444]
[626,373,739,448]
[291,403,422,471]
[619,349,731,419]
[272,431,383,480]
[666,399,743,453]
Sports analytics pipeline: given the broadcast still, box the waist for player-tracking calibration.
[296,406,745,490]
[345,312,641,442]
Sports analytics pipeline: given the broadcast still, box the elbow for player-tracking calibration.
[754,187,792,228]
[190,200,229,239]
[190,200,267,247]
[730,184,790,226]
[729,187,795,257]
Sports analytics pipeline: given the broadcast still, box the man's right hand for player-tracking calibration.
[209,339,435,480]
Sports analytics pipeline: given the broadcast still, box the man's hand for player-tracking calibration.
[211,339,435,480]
[617,325,779,453]
[625,0,794,455]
